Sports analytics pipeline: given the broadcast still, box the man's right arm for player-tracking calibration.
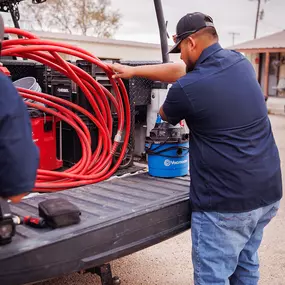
[109,62,186,83]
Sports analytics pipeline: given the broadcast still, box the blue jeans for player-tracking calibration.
[191,201,280,285]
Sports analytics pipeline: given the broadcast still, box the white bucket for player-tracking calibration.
[13,77,43,105]
[13,77,41,92]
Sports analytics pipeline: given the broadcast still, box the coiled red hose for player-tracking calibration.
[2,27,131,192]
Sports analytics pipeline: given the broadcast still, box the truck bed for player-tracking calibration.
[0,172,191,285]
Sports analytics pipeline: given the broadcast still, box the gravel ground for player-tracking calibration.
[267,97,285,116]
[36,115,285,285]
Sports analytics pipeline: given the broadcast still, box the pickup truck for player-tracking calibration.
[0,1,191,284]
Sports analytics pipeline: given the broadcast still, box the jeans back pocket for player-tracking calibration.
[218,212,253,230]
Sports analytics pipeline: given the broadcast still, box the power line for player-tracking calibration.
[229,32,240,46]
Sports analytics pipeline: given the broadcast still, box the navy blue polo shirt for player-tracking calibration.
[0,73,39,198]
[162,43,282,212]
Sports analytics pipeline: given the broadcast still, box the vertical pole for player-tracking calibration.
[264,52,270,99]
[8,3,23,40]
[9,3,21,29]
[229,32,240,46]
[153,0,170,63]
[254,0,261,39]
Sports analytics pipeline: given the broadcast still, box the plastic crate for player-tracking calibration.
[76,60,113,114]
[57,117,98,166]
[51,80,78,111]
[76,59,115,76]
[76,60,98,77]
[2,60,37,81]
[56,113,121,167]
[119,61,162,106]
[76,90,93,113]
[34,64,47,93]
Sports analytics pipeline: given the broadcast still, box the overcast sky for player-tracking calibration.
[111,0,285,48]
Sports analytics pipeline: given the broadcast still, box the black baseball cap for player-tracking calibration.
[168,12,215,53]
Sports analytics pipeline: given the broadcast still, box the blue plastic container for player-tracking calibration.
[145,141,189,178]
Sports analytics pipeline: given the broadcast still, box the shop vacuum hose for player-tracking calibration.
[2,27,131,192]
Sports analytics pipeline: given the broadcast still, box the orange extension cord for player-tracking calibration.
[2,27,131,192]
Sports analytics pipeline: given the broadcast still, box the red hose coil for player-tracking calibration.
[2,27,131,192]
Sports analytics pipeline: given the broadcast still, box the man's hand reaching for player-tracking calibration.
[108,63,135,79]
[107,61,186,83]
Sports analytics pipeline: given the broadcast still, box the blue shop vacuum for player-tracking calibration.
[145,115,189,178]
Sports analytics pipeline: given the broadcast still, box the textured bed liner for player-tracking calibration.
[0,172,191,285]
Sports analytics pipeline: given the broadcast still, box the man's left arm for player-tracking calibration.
[160,82,190,125]
[0,75,39,202]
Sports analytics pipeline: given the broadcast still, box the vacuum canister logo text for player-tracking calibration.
[164,159,188,167]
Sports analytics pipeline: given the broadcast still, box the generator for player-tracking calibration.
[29,109,63,171]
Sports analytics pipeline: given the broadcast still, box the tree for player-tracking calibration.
[19,0,121,38]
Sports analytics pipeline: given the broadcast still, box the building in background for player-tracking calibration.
[8,29,181,63]
[228,30,285,99]
[1,12,181,63]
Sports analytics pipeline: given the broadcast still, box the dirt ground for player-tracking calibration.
[36,115,285,285]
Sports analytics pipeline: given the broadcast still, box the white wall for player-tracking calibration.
[21,32,181,63]
[245,53,259,78]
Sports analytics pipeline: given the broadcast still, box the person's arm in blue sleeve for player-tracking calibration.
[0,74,39,202]
[159,81,190,125]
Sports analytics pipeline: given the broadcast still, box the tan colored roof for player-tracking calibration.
[28,30,172,50]
[227,30,285,50]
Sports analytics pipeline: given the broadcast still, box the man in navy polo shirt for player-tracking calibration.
[110,12,282,285]
[0,71,39,203]
[0,15,39,203]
